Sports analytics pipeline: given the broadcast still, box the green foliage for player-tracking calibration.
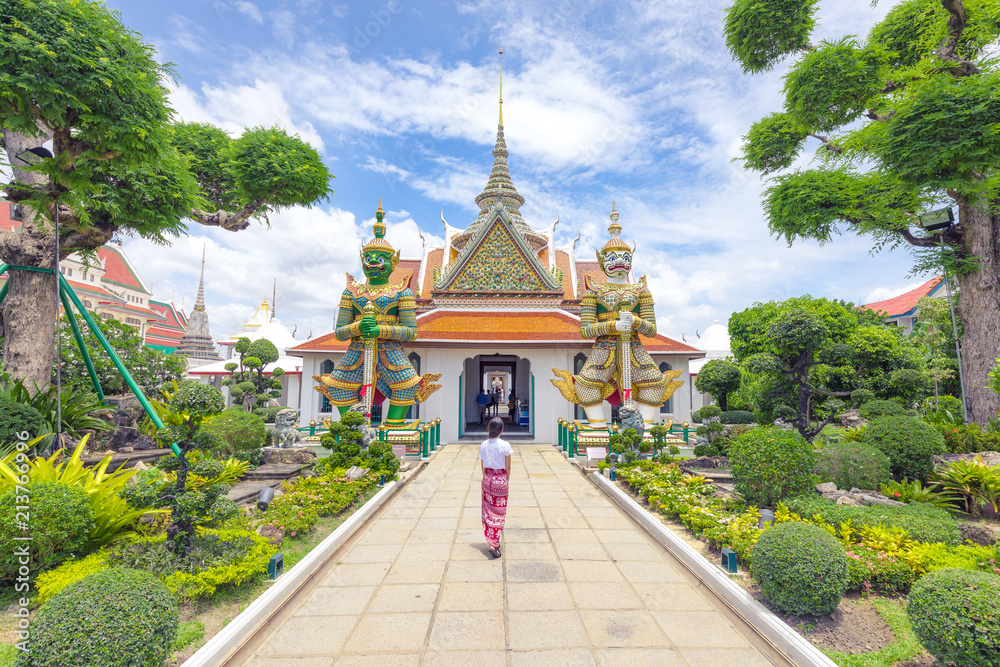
[751,521,848,616]
[34,551,109,605]
[851,388,875,407]
[923,394,964,417]
[729,427,816,506]
[816,442,892,491]
[255,471,376,537]
[0,373,112,450]
[252,406,284,423]
[109,527,276,598]
[0,482,93,581]
[0,438,168,548]
[719,410,756,424]
[0,396,45,448]
[723,0,818,74]
[19,568,177,667]
[692,404,722,423]
[224,337,285,409]
[171,621,205,653]
[859,399,906,420]
[693,359,742,410]
[784,495,960,545]
[929,455,1000,516]
[228,126,332,212]
[938,422,1000,454]
[845,544,916,594]
[784,39,886,131]
[907,568,1000,667]
[56,317,186,396]
[199,409,267,465]
[881,478,957,510]
[861,415,945,479]
[740,112,808,174]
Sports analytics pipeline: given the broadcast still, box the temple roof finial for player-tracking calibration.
[194,243,207,312]
[499,45,504,126]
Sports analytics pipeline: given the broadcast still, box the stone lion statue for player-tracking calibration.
[273,408,302,449]
[618,403,645,439]
[346,403,378,450]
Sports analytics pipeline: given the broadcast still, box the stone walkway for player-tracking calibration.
[244,444,778,666]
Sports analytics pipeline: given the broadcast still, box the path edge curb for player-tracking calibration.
[592,471,838,667]
[182,480,399,667]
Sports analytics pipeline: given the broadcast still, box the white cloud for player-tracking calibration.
[234,1,263,24]
[865,281,926,306]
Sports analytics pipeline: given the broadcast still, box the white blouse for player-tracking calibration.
[480,437,513,470]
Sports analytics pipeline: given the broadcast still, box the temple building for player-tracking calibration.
[288,99,704,443]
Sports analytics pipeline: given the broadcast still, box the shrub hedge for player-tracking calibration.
[0,396,46,447]
[861,415,945,479]
[815,442,892,491]
[19,568,177,667]
[859,399,906,421]
[728,427,816,507]
[251,406,283,423]
[751,521,848,616]
[922,395,964,417]
[784,495,960,545]
[0,482,93,581]
[907,568,1000,667]
[719,410,756,424]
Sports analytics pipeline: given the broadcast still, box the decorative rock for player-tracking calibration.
[261,446,317,465]
[679,455,729,470]
[772,418,794,430]
[398,461,411,472]
[864,496,906,507]
[108,427,139,451]
[133,461,149,472]
[345,466,370,481]
[117,446,134,453]
[850,488,863,494]
[836,495,862,506]
[839,409,865,429]
[816,482,839,494]
[960,523,998,547]
[130,435,158,451]
[933,451,1000,467]
[256,524,285,547]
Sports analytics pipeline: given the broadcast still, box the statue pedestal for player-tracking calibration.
[261,446,318,465]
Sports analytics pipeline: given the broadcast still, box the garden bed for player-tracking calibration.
[609,468,941,666]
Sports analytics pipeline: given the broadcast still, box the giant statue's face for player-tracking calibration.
[600,249,632,278]
[362,250,395,281]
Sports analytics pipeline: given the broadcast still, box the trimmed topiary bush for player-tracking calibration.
[815,442,892,491]
[907,568,1000,667]
[851,388,875,408]
[0,396,46,446]
[729,427,816,507]
[861,415,945,480]
[0,482,93,581]
[19,568,178,667]
[922,394,963,418]
[200,409,267,464]
[859,399,905,421]
[751,521,848,616]
[719,410,756,424]
[252,406,283,423]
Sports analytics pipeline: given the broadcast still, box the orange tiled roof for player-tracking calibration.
[862,277,944,318]
[288,309,703,354]
[97,246,149,294]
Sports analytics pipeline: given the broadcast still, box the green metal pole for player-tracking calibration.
[568,426,576,460]
[58,287,104,400]
[421,426,429,459]
[59,274,181,458]
[0,263,9,306]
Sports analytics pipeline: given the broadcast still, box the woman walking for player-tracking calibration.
[480,416,512,558]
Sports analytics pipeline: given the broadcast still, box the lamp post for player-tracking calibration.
[917,207,968,422]
[15,147,60,451]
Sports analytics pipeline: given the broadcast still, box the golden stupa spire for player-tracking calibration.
[499,45,503,126]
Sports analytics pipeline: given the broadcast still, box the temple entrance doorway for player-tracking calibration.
[464,353,532,438]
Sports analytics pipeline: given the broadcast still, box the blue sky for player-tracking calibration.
[106,0,927,344]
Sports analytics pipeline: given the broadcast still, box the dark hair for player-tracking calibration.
[488,417,504,439]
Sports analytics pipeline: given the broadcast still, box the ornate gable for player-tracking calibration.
[433,209,561,295]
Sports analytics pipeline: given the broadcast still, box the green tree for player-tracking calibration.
[222,337,285,410]
[730,295,924,439]
[0,0,332,391]
[908,295,960,407]
[54,316,186,396]
[694,358,742,410]
[724,0,1000,424]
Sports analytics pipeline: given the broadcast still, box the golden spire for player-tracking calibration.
[499,45,503,126]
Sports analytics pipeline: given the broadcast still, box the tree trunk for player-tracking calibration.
[0,129,59,392]
[955,199,1000,424]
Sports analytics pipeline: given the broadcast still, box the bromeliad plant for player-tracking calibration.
[928,455,1000,516]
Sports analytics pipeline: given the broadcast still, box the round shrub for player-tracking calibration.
[20,568,177,667]
[861,415,945,480]
[922,394,964,417]
[719,410,756,424]
[0,396,46,446]
[816,442,892,490]
[0,482,93,581]
[859,399,905,421]
[907,568,1000,667]
[200,409,268,463]
[773,405,796,421]
[851,388,875,407]
[729,427,816,507]
[751,522,849,616]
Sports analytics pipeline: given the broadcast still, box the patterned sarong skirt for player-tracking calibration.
[481,467,509,549]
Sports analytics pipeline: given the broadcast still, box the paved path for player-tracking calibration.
[244,444,778,666]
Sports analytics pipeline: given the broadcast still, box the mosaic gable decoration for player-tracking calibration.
[434,209,561,294]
